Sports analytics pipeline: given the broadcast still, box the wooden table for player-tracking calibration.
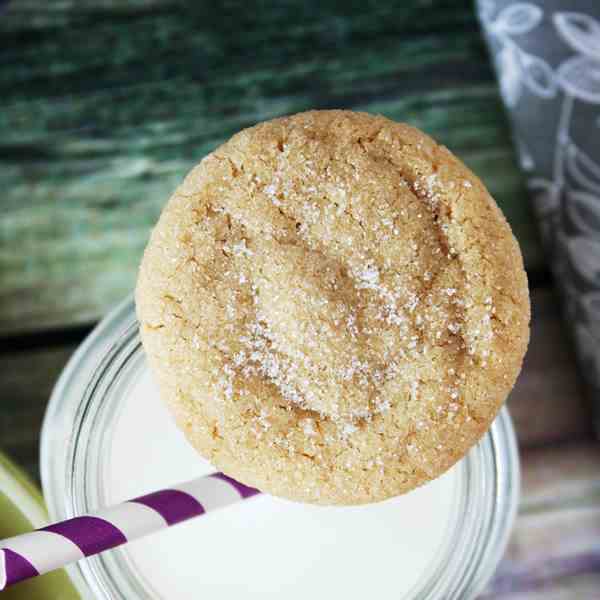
[1,1,599,597]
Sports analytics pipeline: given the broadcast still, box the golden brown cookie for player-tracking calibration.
[136,110,530,505]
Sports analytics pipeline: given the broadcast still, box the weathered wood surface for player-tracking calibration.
[485,442,600,598]
[485,573,600,600]
[0,0,543,336]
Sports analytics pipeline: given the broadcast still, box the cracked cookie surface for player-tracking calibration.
[136,110,530,505]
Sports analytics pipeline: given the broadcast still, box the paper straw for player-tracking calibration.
[0,472,259,590]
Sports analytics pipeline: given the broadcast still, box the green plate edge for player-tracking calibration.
[0,450,82,600]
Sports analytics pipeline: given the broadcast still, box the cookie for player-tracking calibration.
[136,110,530,505]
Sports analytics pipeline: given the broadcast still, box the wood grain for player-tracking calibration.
[485,442,600,597]
[485,572,600,599]
[519,442,600,513]
[0,0,543,335]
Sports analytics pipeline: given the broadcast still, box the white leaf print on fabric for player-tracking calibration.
[492,3,543,35]
[557,55,600,104]
[478,0,496,25]
[554,12,600,59]
[567,143,600,194]
[478,1,600,415]
[515,135,535,170]
[565,190,600,235]
[520,52,557,98]
[498,44,523,106]
[486,2,555,104]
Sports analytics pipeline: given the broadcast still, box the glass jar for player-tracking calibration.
[41,298,520,600]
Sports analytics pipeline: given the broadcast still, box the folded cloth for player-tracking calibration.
[478,0,600,435]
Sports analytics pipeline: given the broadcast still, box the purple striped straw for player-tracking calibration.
[0,472,258,590]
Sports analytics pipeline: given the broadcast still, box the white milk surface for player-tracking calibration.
[108,368,461,599]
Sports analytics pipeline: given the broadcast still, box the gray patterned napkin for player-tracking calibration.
[477,0,600,434]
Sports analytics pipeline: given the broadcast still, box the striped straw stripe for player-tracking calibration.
[210,472,260,498]
[41,516,127,557]
[1,549,38,589]
[131,489,205,526]
[0,471,259,591]
[176,473,241,512]
[96,500,167,540]
[2,529,83,573]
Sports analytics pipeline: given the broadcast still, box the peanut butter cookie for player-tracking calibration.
[136,110,530,505]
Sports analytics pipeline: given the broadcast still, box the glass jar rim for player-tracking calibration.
[41,297,520,600]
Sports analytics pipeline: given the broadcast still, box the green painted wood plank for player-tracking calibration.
[0,0,542,334]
